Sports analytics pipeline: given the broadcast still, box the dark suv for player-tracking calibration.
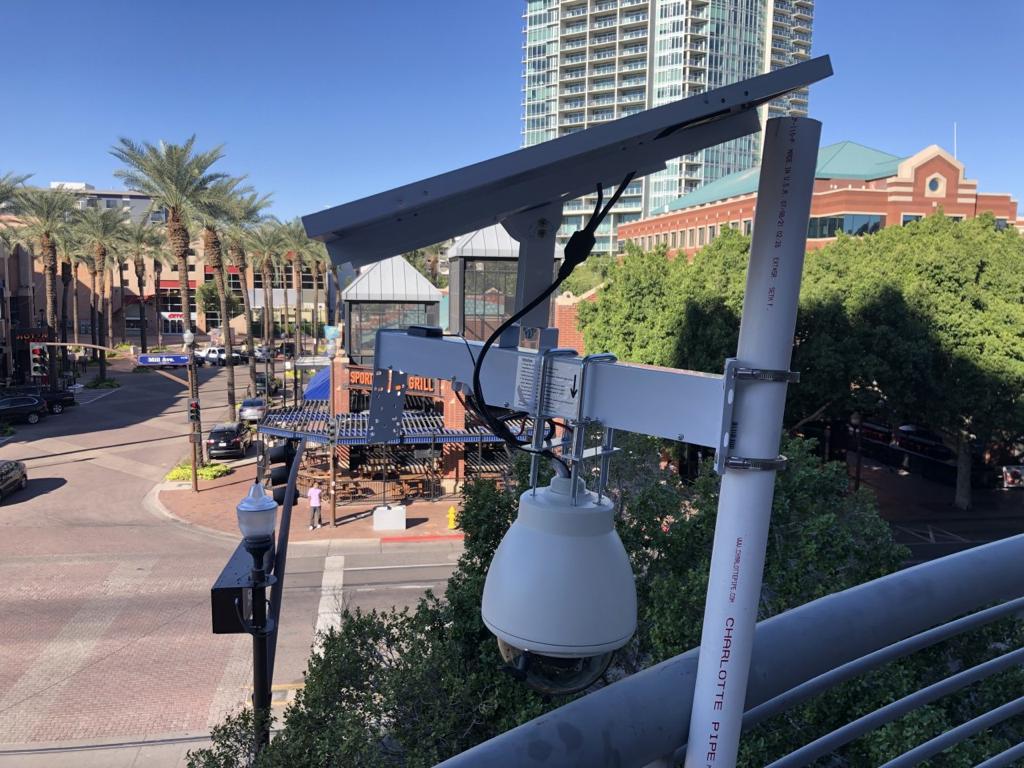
[206,422,252,459]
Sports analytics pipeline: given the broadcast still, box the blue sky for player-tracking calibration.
[2,0,1021,220]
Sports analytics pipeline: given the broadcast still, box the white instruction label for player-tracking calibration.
[513,355,581,418]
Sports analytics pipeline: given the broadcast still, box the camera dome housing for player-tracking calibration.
[482,476,637,660]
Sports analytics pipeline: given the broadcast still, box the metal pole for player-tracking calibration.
[854,426,863,491]
[188,344,199,493]
[683,117,820,768]
[248,543,272,752]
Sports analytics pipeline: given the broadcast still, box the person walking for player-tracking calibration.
[307,484,323,531]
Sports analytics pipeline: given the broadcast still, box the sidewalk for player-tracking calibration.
[156,462,464,544]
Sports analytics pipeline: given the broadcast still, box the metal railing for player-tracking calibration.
[436,533,1024,767]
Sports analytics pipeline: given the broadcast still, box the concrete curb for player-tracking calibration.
[141,482,239,543]
[144,481,466,549]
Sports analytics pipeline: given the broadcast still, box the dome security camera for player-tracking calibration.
[482,476,637,695]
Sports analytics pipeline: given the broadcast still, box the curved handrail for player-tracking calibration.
[435,533,1024,768]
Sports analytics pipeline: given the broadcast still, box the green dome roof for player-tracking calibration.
[659,142,905,214]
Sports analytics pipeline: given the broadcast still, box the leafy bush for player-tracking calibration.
[0,422,14,437]
[165,461,232,482]
[185,438,1024,768]
[84,377,120,389]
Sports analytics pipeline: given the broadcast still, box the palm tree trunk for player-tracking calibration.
[88,267,98,360]
[153,261,163,348]
[292,259,303,358]
[91,247,107,381]
[71,267,80,345]
[168,211,192,336]
[313,264,321,352]
[262,262,272,347]
[203,226,235,411]
[230,244,258,388]
[117,262,128,345]
[282,267,290,348]
[60,259,71,378]
[135,261,148,353]
[40,233,58,389]
[104,267,114,354]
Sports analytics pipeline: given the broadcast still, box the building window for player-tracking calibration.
[687,228,695,247]
[928,178,940,192]
[698,227,705,246]
[743,219,753,235]
[807,214,885,238]
[149,209,166,224]
[228,272,243,294]
[996,218,1009,231]
[348,302,438,365]
[902,214,923,226]
[463,258,518,342]
[707,225,716,241]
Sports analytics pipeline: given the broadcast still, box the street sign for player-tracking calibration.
[295,356,331,369]
[138,354,190,367]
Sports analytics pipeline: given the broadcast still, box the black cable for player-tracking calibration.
[469,171,635,468]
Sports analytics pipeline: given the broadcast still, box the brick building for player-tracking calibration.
[618,142,1022,258]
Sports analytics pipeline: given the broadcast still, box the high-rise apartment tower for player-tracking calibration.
[522,0,813,253]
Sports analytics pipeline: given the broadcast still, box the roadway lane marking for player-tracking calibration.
[76,389,121,406]
[344,563,456,571]
[346,584,445,592]
[315,555,346,640]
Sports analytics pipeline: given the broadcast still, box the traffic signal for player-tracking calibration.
[29,343,48,379]
[188,399,201,423]
[264,440,298,505]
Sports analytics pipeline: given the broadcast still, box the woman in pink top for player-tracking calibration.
[307,485,322,530]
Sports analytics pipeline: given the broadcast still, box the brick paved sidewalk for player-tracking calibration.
[158,462,464,544]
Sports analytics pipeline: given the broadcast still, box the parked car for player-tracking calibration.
[238,398,267,423]
[0,460,27,503]
[253,345,273,362]
[0,386,76,414]
[254,372,281,397]
[191,347,211,366]
[0,395,49,424]
[276,342,297,359]
[206,422,252,459]
[214,348,243,366]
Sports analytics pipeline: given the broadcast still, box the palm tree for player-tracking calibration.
[76,207,128,380]
[193,179,249,411]
[246,223,284,354]
[0,172,30,210]
[12,186,77,387]
[56,230,85,372]
[110,137,231,345]
[310,243,330,352]
[281,218,315,362]
[124,220,162,353]
[152,245,170,349]
[224,191,273,387]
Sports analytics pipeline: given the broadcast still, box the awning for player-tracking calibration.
[257,403,524,446]
[303,367,331,401]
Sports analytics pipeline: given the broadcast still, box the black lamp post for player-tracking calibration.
[236,483,279,754]
[184,329,200,493]
[850,411,863,491]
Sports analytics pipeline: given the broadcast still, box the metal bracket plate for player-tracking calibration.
[724,455,788,472]
[367,368,407,442]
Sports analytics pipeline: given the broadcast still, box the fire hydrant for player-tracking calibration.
[447,505,459,530]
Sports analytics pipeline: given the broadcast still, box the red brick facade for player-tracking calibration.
[618,145,1022,259]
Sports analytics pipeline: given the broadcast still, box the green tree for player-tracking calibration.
[583,217,1024,509]
[246,222,285,351]
[223,191,273,386]
[111,135,232,346]
[123,220,163,353]
[0,171,30,209]
[75,207,128,380]
[280,218,316,359]
[12,186,78,386]
[402,241,451,289]
[197,277,242,318]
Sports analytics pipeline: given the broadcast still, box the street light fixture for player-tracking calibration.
[850,411,863,491]
[235,483,278,754]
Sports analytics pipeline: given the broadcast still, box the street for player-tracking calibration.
[0,360,458,766]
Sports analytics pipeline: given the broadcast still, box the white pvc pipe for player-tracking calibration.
[683,116,821,768]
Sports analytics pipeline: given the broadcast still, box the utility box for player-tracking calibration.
[211,540,275,634]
